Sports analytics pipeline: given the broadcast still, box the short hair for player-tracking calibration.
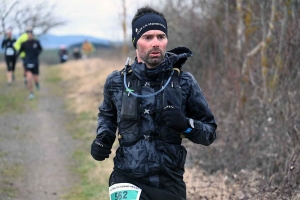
[25,26,33,32]
[131,6,167,26]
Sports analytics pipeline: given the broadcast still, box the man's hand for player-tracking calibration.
[161,105,189,132]
[91,136,112,161]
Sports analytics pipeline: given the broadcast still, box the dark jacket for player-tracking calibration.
[1,37,17,58]
[19,39,42,64]
[58,49,68,63]
[97,47,217,188]
[73,51,81,59]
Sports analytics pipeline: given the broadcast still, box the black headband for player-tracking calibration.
[132,14,168,48]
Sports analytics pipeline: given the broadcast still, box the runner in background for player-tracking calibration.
[1,29,17,85]
[72,48,82,60]
[81,40,95,59]
[18,31,43,100]
[58,44,68,63]
[14,26,34,86]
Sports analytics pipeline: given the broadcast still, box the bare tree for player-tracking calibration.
[160,0,300,199]
[121,0,128,56]
[0,0,19,35]
[0,0,66,36]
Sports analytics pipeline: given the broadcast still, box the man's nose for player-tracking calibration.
[152,37,160,47]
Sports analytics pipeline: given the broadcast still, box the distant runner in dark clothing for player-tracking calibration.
[58,45,68,63]
[1,29,17,85]
[18,32,43,99]
[72,48,82,60]
[14,26,34,86]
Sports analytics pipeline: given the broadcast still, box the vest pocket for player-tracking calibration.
[118,121,140,146]
[120,92,138,121]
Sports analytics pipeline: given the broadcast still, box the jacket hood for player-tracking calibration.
[166,47,193,68]
[131,47,193,80]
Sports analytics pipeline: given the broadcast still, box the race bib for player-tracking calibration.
[6,47,15,56]
[62,55,68,60]
[27,63,35,68]
[109,183,142,200]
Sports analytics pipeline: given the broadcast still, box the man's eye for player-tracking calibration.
[158,35,167,40]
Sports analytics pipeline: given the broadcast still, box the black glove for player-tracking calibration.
[91,136,113,161]
[161,105,189,132]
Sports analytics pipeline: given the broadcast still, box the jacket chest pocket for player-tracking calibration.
[163,82,183,108]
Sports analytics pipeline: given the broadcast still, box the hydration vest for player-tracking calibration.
[117,65,185,146]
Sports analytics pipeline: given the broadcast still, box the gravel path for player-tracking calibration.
[0,69,78,200]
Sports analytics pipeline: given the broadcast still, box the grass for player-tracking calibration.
[44,64,65,98]
[0,59,117,200]
[0,163,24,198]
[62,107,112,200]
[0,63,38,198]
[62,149,110,200]
[45,62,113,200]
[61,111,112,200]
[0,64,37,115]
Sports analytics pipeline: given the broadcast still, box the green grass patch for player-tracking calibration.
[0,186,16,199]
[43,65,68,99]
[0,69,37,115]
[62,111,110,200]
[0,164,23,178]
[0,163,24,198]
[45,66,62,83]
[0,91,26,114]
[45,64,111,200]
[62,150,109,200]
[65,111,95,140]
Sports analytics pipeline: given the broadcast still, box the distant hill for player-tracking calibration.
[39,34,111,49]
[0,34,112,50]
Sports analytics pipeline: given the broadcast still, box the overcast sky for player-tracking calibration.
[41,0,161,42]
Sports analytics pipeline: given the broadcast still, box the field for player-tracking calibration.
[0,48,299,199]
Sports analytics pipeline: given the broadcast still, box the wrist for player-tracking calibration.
[183,118,195,133]
[183,127,193,133]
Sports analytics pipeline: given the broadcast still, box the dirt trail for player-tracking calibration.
[0,67,78,200]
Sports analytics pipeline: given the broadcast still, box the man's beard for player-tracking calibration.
[141,48,165,68]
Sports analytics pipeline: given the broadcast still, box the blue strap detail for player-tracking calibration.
[184,128,192,134]
[123,66,174,98]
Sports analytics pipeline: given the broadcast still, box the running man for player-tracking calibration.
[1,29,17,85]
[91,6,217,200]
[14,26,34,85]
[18,31,43,99]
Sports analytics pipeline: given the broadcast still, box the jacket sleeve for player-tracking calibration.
[14,33,26,51]
[17,43,24,58]
[14,33,28,58]
[96,72,118,143]
[183,72,217,146]
[37,41,43,55]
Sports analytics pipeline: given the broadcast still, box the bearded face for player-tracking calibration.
[136,30,168,69]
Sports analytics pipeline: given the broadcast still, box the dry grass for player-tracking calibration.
[58,58,122,199]
[60,58,123,114]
